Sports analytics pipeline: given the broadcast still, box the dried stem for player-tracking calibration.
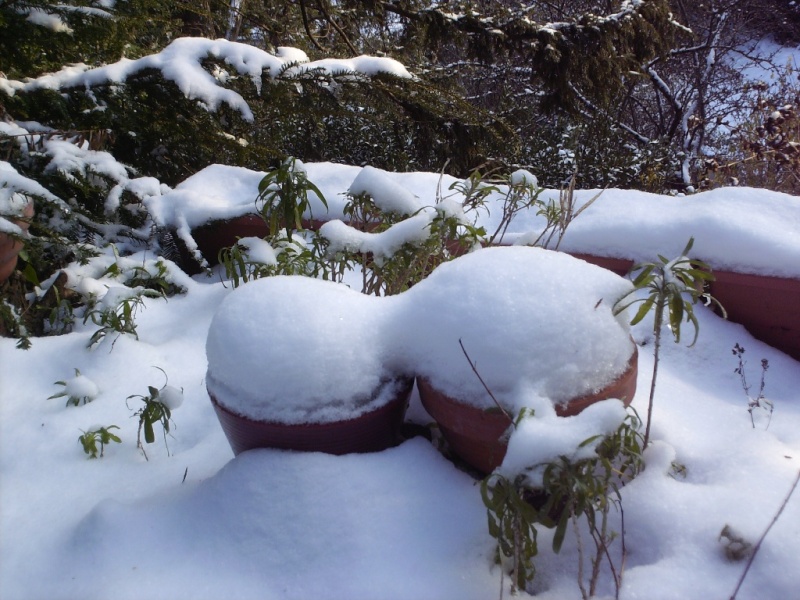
[458,338,513,425]
[729,469,800,599]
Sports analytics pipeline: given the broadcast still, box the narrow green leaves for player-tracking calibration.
[613,237,724,345]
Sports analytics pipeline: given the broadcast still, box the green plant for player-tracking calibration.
[481,471,541,593]
[217,233,339,289]
[83,289,163,348]
[540,412,644,599]
[0,297,31,350]
[613,237,724,448]
[43,284,76,336]
[480,412,644,596]
[256,156,328,239]
[48,368,100,407]
[449,167,601,250]
[78,425,121,459]
[732,343,773,429]
[126,369,183,460]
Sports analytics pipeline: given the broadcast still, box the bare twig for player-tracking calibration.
[573,514,589,600]
[458,338,513,425]
[729,469,800,599]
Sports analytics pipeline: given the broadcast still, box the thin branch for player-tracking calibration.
[314,0,359,55]
[729,469,800,599]
[459,338,513,424]
[298,0,325,52]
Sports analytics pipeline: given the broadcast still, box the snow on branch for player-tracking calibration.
[0,37,413,122]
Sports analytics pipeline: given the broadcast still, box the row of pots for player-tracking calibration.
[191,214,800,362]
[205,248,640,474]
[211,358,638,474]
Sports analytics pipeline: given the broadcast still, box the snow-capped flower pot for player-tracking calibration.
[417,347,638,474]
[0,200,34,284]
[208,378,412,455]
[402,246,638,474]
[205,276,411,456]
[192,214,268,266]
[565,252,634,278]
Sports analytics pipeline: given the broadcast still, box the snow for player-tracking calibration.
[60,372,101,403]
[0,38,412,121]
[3,234,800,598]
[206,276,399,423]
[24,9,73,33]
[510,168,539,189]
[206,247,632,423]
[499,399,630,487]
[158,386,184,410]
[399,247,635,407]
[319,212,434,261]
[2,181,800,597]
[235,236,278,265]
[348,165,423,216]
[136,162,800,279]
[732,37,800,90]
[2,47,800,596]
[0,162,61,215]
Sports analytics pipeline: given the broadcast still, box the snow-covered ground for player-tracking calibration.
[2,162,800,599]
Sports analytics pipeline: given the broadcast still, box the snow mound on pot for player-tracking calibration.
[398,246,635,411]
[205,276,403,424]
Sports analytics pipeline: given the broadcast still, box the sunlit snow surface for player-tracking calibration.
[2,163,800,599]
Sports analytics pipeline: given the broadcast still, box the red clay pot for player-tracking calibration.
[191,214,329,266]
[417,345,639,474]
[567,252,634,278]
[708,270,800,362]
[0,201,34,284]
[568,251,800,362]
[209,377,414,456]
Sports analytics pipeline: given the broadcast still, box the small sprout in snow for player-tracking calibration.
[48,368,100,406]
[78,425,121,459]
[669,461,688,480]
[613,237,724,448]
[719,524,753,561]
[126,368,181,460]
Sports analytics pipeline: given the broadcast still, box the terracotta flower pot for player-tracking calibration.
[566,252,634,278]
[0,201,34,284]
[568,251,800,362]
[417,345,639,474]
[209,377,413,456]
[708,270,800,362]
[191,214,329,267]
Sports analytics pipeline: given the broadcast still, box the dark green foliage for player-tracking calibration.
[79,425,121,458]
[481,411,644,594]
[0,0,182,78]
[127,383,175,460]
